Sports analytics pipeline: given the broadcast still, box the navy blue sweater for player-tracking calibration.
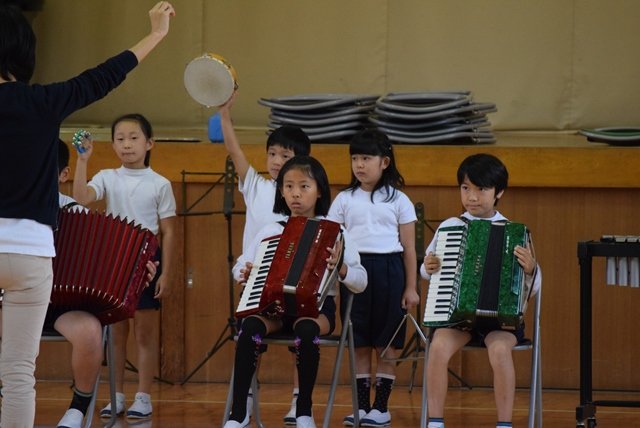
[0,50,137,228]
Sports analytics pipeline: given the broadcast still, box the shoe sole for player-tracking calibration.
[284,419,297,426]
[127,412,153,419]
[360,422,391,427]
[343,415,367,426]
[100,411,124,418]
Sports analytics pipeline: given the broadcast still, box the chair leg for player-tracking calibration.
[420,337,430,428]
[82,327,107,428]
[222,367,264,428]
[103,324,118,428]
[347,322,360,427]
[222,367,234,425]
[528,340,543,428]
[251,375,265,428]
[536,359,543,427]
[322,321,351,428]
[529,293,543,428]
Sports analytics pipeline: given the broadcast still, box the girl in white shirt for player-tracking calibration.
[73,113,176,420]
[328,130,419,427]
[225,156,367,428]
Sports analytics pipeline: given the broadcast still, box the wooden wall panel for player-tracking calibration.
[38,134,640,392]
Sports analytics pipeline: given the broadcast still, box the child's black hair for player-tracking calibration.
[111,113,153,167]
[457,153,509,201]
[57,138,69,174]
[267,125,311,156]
[345,129,405,202]
[273,156,331,217]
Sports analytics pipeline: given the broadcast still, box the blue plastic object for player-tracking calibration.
[208,113,223,143]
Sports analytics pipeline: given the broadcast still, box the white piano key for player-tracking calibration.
[237,237,280,313]
[424,228,465,324]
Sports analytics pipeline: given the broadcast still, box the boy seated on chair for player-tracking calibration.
[1,140,157,428]
[420,154,541,428]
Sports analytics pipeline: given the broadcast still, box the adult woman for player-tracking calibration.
[0,3,175,426]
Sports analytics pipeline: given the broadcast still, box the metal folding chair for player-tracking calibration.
[419,288,543,428]
[41,324,118,428]
[223,289,360,428]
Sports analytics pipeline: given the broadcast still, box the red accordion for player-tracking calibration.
[52,208,158,325]
[236,216,343,319]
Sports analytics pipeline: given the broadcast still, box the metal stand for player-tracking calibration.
[576,240,640,427]
[180,157,242,384]
[381,202,471,390]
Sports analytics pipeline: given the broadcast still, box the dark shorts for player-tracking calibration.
[238,296,337,353]
[280,295,337,335]
[438,318,526,346]
[43,309,65,334]
[137,247,161,310]
[343,253,407,349]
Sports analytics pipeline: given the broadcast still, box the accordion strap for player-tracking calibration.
[62,201,79,210]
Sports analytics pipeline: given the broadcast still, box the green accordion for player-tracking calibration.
[423,220,530,330]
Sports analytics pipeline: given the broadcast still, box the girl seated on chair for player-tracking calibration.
[224,156,367,428]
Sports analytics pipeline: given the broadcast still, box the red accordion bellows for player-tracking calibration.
[52,208,158,325]
[236,216,342,319]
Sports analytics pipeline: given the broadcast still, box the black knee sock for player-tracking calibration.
[372,375,395,413]
[356,376,372,412]
[293,319,320,418]
[230,316,266,422]
[69,387,93,415]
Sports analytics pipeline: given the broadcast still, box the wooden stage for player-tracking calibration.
[33,380,640,427]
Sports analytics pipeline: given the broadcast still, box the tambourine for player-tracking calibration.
[183,53,238,107]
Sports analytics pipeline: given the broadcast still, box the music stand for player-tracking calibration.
[381,202,472,390]
[180,157,241,384]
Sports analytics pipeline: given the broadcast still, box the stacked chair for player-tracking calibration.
[258,94,379,142]
[371,91,497,144]
[259,91,498,145]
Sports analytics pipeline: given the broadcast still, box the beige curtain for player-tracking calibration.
[30,0,640,130]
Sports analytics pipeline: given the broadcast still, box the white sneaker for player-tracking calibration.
[296,415,317,428]
[360,409,391,427]
[223,410,250,428]
[127,392,152,419]
[343,409,368,426]
[247,390,254,417]
[223,421,247,428]
[56,408,84,428]
[283,393,298,425]
[100,392,125,418]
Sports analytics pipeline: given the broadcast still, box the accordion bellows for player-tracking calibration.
[52,208,158,325]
